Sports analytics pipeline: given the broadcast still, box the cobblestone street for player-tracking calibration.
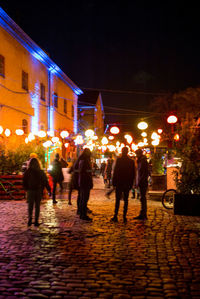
[0,178,200,298]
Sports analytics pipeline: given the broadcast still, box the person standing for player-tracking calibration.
[77,148,93,221]
[50,153,64,204]
[111,147,136,223]
[23,158,51,227]
[134,149,149,220]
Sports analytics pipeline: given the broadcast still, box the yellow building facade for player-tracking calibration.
[0,7,82,160]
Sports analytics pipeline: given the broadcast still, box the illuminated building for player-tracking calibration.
[0,7,82,152]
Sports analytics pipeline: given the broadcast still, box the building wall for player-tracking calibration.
[0,24,78,139]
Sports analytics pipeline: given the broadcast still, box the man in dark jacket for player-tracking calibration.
[111,147,136,223]
[50,153,64,203]
[134,149,149,220]
[77,148,93,221]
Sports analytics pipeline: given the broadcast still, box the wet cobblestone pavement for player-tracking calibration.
[0,179,200,298]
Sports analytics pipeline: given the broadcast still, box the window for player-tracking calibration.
[53,93,58,108]
[0,55,5,77]
[22,119,28,134]
[22,70,28,91]
[40,83,45,101]
[64,100,67,113]
[72,104,74,118]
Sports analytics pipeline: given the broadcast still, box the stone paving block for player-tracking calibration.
[0,185,200,297]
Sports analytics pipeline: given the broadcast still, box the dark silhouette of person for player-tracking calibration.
[111,147,136,223]
[134,149,149,220]
[100,160,106,183]
[23,157,51,227]
[76,148,93,221]
[50,153,64,203]
[67,159,80,211]
[105,157,113,188]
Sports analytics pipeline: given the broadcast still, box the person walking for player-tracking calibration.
[76,148,93,221]
[111,147,136,223]
[50,153,64,204]
[100,160,106,184]
[105,157,113,188]
[23,158,51,227]
[134,149,149,220]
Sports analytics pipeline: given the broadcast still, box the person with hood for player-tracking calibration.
[134,149,149,220]
[23,157,51,227]
[111,147,136,223]
[50,153,64,203]
[76,148,93,221]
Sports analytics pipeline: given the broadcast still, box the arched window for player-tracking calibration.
[22,119,28,134]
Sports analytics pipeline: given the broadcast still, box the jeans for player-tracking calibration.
[114,187,130,218]
[52,180,63,201]
[27,190,41,223]
[138,183,148,216]
[79,187,90,218]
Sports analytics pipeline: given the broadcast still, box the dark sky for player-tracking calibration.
[1,1,200,130]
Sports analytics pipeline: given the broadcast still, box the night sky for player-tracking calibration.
[1,1,200,131]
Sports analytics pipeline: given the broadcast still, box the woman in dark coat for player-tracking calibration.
[23,158,51,227]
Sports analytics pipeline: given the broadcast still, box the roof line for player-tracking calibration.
[0,7,83,96]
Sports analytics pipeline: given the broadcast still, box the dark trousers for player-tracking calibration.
[138,183,148,216]
[27,190,41,223]
[52,180,63,201]
[79,187,90,218]
[114,187,130,218]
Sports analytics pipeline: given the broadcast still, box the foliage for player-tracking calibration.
[151,152,164,175]
[174,125,200,194]
[0,141,45,174]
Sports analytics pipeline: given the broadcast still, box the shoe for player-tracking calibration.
[110,216,118,222]
[87,208,92,214]
[34,222,40,227]
[27,219,32,226]
[68,202,72,205]
[80,216,92,222]
[134,215,147,220]
[53,200,57,204]
[123,217,127,223]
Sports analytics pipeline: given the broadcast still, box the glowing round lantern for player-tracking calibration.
[0,126,3,134]
[137,121,148,130]
[85,129,94,138]
[152,139,159,146]
[28,132,35,141]
[64,142,69,148]
[167,115,178,124]
[15,129,24,136]
[174,134,180,141]
[75,135,84,145]
[158,129,163,134]
[38,130,46,138]
[101,137,108,145]
[60,130,69,138]
[141,132,147,137]
[5,129,11,137]
[110,126,120,134]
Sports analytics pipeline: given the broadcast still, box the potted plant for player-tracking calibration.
[173,124,200,216]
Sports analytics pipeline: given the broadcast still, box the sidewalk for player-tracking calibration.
[0,178,200,298]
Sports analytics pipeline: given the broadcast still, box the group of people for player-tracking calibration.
[22,147,149,227]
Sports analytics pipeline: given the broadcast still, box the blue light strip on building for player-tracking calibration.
[0,7,83,96]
